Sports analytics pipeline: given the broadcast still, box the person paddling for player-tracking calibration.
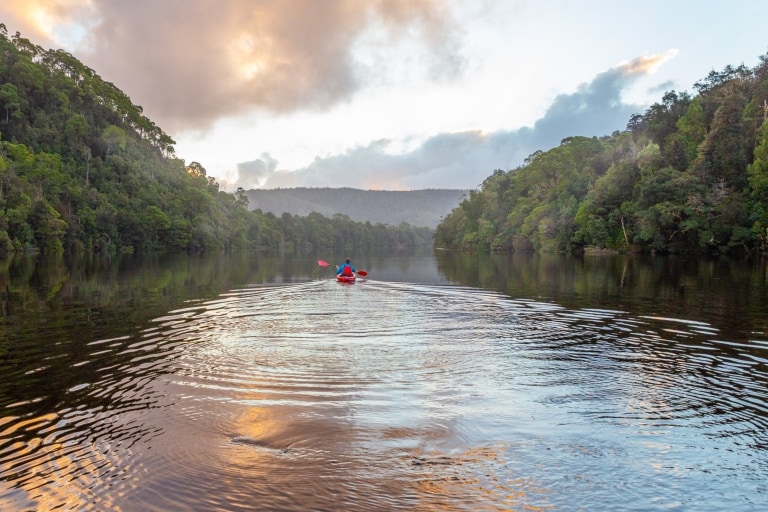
[336,258,357,277]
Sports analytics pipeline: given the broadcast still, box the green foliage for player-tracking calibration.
[0,83,22,122]
[436,50,768,256]
[436,137,606,253]
[671,97,706,168]
[30,200,67,252]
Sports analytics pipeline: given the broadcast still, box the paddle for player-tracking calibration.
[317,260,367,277]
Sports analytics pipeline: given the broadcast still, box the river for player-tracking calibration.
[1,250,767,511]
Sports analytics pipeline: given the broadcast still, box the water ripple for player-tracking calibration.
[2,280,768,510]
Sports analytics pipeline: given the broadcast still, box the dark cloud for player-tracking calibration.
[6,0,463,133]
[255,55,658,190]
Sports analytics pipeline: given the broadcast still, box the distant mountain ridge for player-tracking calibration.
[245,188,467,228]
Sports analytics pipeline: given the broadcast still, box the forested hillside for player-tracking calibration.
[0,26,432,255]
[435,52,768,256]
[246,188,466,228]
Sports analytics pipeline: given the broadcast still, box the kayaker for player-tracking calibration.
[336,258,356,277]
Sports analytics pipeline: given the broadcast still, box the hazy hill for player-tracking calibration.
[245,188,468,228]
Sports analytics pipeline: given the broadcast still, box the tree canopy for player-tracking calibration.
[435,51,768,256]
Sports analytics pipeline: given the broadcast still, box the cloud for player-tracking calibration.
[1,0,464,133]
[254,54,666,190]
[0,4,679,191]
[232,153,279,189]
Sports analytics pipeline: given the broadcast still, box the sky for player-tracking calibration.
[1,1,767,191]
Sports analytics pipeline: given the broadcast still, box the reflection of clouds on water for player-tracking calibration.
[0,320,185,511]
[404,443,555,511]
[3,273,768,510]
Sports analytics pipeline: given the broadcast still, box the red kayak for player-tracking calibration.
[318,261,367,282]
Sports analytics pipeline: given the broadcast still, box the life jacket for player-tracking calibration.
[342,264,353,276]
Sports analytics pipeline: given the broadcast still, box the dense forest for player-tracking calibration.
[245,187,466,228]
[435,51,768,256]
[0,26,432,256]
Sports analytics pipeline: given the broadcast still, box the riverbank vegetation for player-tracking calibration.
[435,51,768,256]
[0,26,431,256]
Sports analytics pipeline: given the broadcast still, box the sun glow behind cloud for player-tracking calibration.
[232,33,272,81]
[4,0,93,47]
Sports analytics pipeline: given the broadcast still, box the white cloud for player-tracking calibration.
[253,54,662,190]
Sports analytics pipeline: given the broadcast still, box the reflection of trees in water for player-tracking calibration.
[0,250,353,414]
[434,251,768,340]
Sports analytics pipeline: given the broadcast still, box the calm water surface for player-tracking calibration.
[1,251,767,511]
